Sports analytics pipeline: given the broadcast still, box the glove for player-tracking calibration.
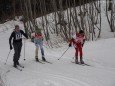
[10,45,13,50]
[82,43,84,47]
[26,36,28,39]
[69,44,71,47]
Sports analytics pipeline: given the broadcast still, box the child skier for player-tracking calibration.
[69,30,85,64]
[9,25,28,67]
[31,27,46,62]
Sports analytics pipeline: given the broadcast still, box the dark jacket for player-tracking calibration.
[9,30,28,47]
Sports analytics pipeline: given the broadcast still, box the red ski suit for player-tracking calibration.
[70,33,85,59]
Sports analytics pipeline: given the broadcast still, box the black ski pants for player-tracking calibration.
[13,42,22,64]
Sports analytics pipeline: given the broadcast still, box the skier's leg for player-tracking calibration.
[75,48,78,64]
[13,43,18,67]
[34,39,39,61]
[75,48,78,59]
[35,47,38,57]
[17,42,22,65]
[40,45,46,61]
[35,47,39,61]
[79,47,83,58]
[38,40,46,61]
[79,47,84,64]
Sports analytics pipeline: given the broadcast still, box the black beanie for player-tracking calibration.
[79,30,84,34]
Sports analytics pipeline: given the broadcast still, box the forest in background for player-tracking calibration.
[0,0,114,47]
[0,0,94,23]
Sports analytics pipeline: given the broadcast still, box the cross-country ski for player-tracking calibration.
[17,64,24,68]
[71,61,91,66]
[13,66,22,71]
[35,60,45,64]
[39,59,53,64]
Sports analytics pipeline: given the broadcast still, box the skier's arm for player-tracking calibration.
[69,34,76,47]
[9,32,14,50]
[69,38,74,47]
[20,30,28,39]
[82,39,85,47]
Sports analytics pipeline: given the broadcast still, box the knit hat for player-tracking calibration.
[79,30,84,34]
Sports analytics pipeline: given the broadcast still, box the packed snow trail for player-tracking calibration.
[0,37,115,86]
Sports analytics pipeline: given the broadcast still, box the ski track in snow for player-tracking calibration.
[17,70,91,86]
[21,70,91,86]
[0,55,92,86]
[1,59,91,86]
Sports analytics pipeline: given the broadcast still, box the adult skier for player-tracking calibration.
[31,27,46,62]
[9,25,28,67]
[69,30,85,64]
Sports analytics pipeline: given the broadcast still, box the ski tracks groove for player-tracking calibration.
[22,69,91,86]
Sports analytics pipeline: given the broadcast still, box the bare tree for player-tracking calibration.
[106,0,115,32]
[19,0,112,46]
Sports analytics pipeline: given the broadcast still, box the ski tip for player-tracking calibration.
[35,60,45,64]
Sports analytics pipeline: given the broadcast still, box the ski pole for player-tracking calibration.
[24,39,26,61]
[58,47,69,60]
[4,50,11,65]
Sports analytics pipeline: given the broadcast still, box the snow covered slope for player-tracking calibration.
[0,21,115,86]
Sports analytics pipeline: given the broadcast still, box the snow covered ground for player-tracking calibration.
[0,20,115,86]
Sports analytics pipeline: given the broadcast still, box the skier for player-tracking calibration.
[69,30,85,64]
[9,25,28,67]
[31,27,46,62]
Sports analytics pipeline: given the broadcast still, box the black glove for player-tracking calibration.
[69,44,71,47]
[10,45,13,50]
[82,43,84,47]
[26,36,28,39]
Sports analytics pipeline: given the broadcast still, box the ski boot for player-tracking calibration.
[17,61,20,65]
[80,58,84,64]
[75,58,79,64]
[42,57,46,61]
[13,62,17,68]
[35,56,39,62]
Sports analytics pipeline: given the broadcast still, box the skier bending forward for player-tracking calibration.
[69,30,85,64]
